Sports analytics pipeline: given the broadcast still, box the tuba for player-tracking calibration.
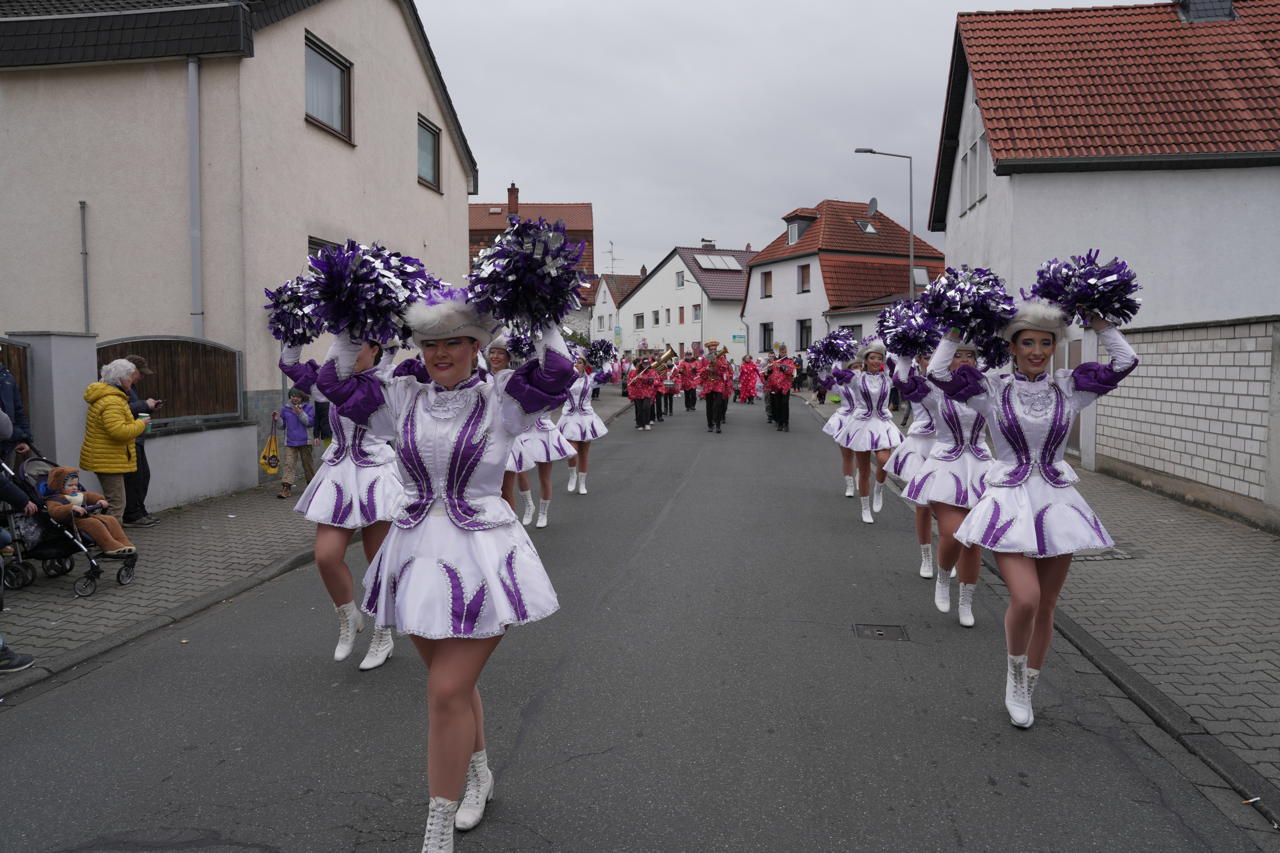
[654,344,677,367]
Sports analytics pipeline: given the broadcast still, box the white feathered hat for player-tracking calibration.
[403,289,498,347]
[487,329,512,353]
[856,337,887,360]
[1000,298,1069,343]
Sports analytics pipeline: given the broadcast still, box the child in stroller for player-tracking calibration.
[42,467,136,556]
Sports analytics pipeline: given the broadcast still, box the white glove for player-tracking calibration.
[533,324,569,362]
[280,343,303,366]
[325,336,362,379]
[893,355,912,381]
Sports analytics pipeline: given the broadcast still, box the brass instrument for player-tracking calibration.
[653,345,677,367]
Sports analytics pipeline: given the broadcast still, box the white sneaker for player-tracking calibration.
[566,471,578,493]
[422,797,459,853]
[455,750,494,831]
[358,627,394,670]
[535,499,550,529]
[957,583,976,627]
[860,496,874,524]
[520,490,534,526]
[934,572,951,613]
[334,602,363,662]
[577,473,588,495]
[844,475,856,498]
[872,480,884,513]
[918,544,934,578]
[644,425,651,430]
[1006,655,1034,728]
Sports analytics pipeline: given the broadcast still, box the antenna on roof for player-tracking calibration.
[607,240,623,278]
[866,197,878,218]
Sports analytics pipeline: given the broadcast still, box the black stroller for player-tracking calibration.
[3,453,137,597]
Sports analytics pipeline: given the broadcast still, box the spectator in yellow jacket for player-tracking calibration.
[80,359,148,522]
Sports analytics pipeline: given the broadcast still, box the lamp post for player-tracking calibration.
[854,147,914,298]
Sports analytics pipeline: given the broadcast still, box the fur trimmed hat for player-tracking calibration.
[403,290,498,347]
[47,466,79,494]
[856,338,887,360]
[1000,298,1070,343]
[487,331,511,353]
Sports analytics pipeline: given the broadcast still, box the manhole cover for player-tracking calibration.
[854,624,909,641]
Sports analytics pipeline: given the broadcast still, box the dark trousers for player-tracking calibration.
[770,391,790,426]
[683,389,696,411]
[123,441,151,522]
[705,392,726,428]
[634,398,653,428]
[663,392,675,415]
[764,391,774,421]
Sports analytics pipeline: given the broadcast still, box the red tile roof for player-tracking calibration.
[931,0,1280,227]
[749,199,943,268]
[469,202,593,232]
[673,247,758,300]
[819,255,946,313]
[597,273,643,306]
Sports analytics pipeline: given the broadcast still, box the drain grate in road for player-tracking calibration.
[854,624,909,641]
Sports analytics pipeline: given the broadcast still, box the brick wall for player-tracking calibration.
[1095,320,1274,502]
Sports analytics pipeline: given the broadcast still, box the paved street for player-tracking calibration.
[2,395,1271,852]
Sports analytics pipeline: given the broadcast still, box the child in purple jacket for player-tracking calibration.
[274,388,316,499]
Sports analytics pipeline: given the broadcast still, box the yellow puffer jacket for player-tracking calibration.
[79,382,147,473]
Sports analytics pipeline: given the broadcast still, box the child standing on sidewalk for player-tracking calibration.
[275,388,316,499]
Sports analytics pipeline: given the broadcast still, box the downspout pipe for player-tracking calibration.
[79,201,90,332]
[188,56,204,338]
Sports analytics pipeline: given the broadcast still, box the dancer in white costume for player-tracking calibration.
[819,362,861,498]
[834,339,903,523]
[929,301,1137,728]
[316,294,575,851]
[510,409,576,529]
[901,343,993,623]
[280,343,401,670]
[486,336,522,514]
[559,353,609,495]
[887,354,940,578]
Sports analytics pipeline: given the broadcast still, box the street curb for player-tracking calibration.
[1,543,326,699]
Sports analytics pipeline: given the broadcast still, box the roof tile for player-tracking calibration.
[469,202,593,232]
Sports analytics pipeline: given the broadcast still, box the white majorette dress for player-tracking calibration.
[317,346,575,639]
[885,359,938,484]
[279,357,405,528]
[509,414,577,473]
[557,373,609,442]
[929,330,1138,556]
[820,367,858,445]
[833,369,904,452]
[897,359,992,509]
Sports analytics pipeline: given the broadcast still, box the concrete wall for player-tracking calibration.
[741,252,825,355]
[142,425,260,510]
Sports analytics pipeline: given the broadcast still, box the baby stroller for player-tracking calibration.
[7,452,137,597]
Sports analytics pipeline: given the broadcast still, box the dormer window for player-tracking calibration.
[787,222,800,244]
[856,220,878,235]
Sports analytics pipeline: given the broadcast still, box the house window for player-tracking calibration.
[676,271,685,289]
[417,115,440,190]
[608,314,614,329]
[760,271,773,298]
[305,33,353,142]
[797,264,810,293]
[679,306,685,324]
[968,142,979,208]
[652,310,660,326]
[665,308,671,324]
[959,151,970,212]
[977,133,989,200]
[760,322,774,353]
[598,315,605,330]
[692,304,702,321]
[787,222,800,245]
[634,313,645,330]
[797,319,812,350]
[839,323,863,338]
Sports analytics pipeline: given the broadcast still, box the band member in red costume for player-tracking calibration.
[763,344,797,432]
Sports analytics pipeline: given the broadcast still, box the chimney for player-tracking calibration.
[701,241,716,250]
[1179,0,1234,21]
[507,182,519,214]
[745,243,752,252]
[640,265,648,277]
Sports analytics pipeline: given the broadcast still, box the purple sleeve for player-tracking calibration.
[393,358,429,381]
[1071,358,1138,396]
[831,367,854,384]
[893,372,932,403]
[592,370,610,385]
[929,364,986,402]
[315,360,386,425]
[279,359,320,393]
[506,349,575,414]
[815,374,837,393]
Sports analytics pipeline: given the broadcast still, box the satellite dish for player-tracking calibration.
[866,197,878,218]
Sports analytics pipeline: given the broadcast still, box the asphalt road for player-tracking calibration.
[0,399,1255,852]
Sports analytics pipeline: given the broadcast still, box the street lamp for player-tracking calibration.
[855,147,915,298]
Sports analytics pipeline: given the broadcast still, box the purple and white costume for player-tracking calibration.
[885,360,938,484]
[507,415,576,474]
[896,357,992,509]
[929,329,1137,556]
[317,342,575,639]
[820,367,859,445]
[557,373,609,442]
[280,358,405,528]
[832,369,904,452]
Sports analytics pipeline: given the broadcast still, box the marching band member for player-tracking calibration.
[699,342,732,433]
[629,357,658,430]
[763,344,796,431]
[835,339,902,522]
[559,352,609,495]
[673,353,699,411]
[887,354,941,578]
[738,355,761,404]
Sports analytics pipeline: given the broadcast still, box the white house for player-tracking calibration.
[0,0,477,507]
[590,272,644,349]
[616,244,756,359]
[930,0,1280,529]
[741,201,943,357]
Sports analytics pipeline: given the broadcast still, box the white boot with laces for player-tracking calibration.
[519,490,535,526]
[934,570,951,613]
[333,602,363,662]
[358,626,394,670]
[957,583,976,627]
[577,473,588,495]
[918,543,934,578]
[1005,654,1034,728]
[844,475,856,498]
[535,499,551,529]
[455,749,494,831]
[872,480,885,513]
[421,797,459,853]
[860,496,874,524]
[566,470,578,493]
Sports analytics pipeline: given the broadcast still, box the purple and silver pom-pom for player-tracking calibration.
[264,277,325,347]
[920,265,1016,343]
[506,326,536,360]
[806,327,861,369]
[876,298,942,358]
[467,216,586,327]
[978,336,1010,370]
[586,338,618,371]
[1030,249,1142,327]
[305,240,445,344]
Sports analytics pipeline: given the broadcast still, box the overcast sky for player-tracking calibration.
[417,0,1141,275]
